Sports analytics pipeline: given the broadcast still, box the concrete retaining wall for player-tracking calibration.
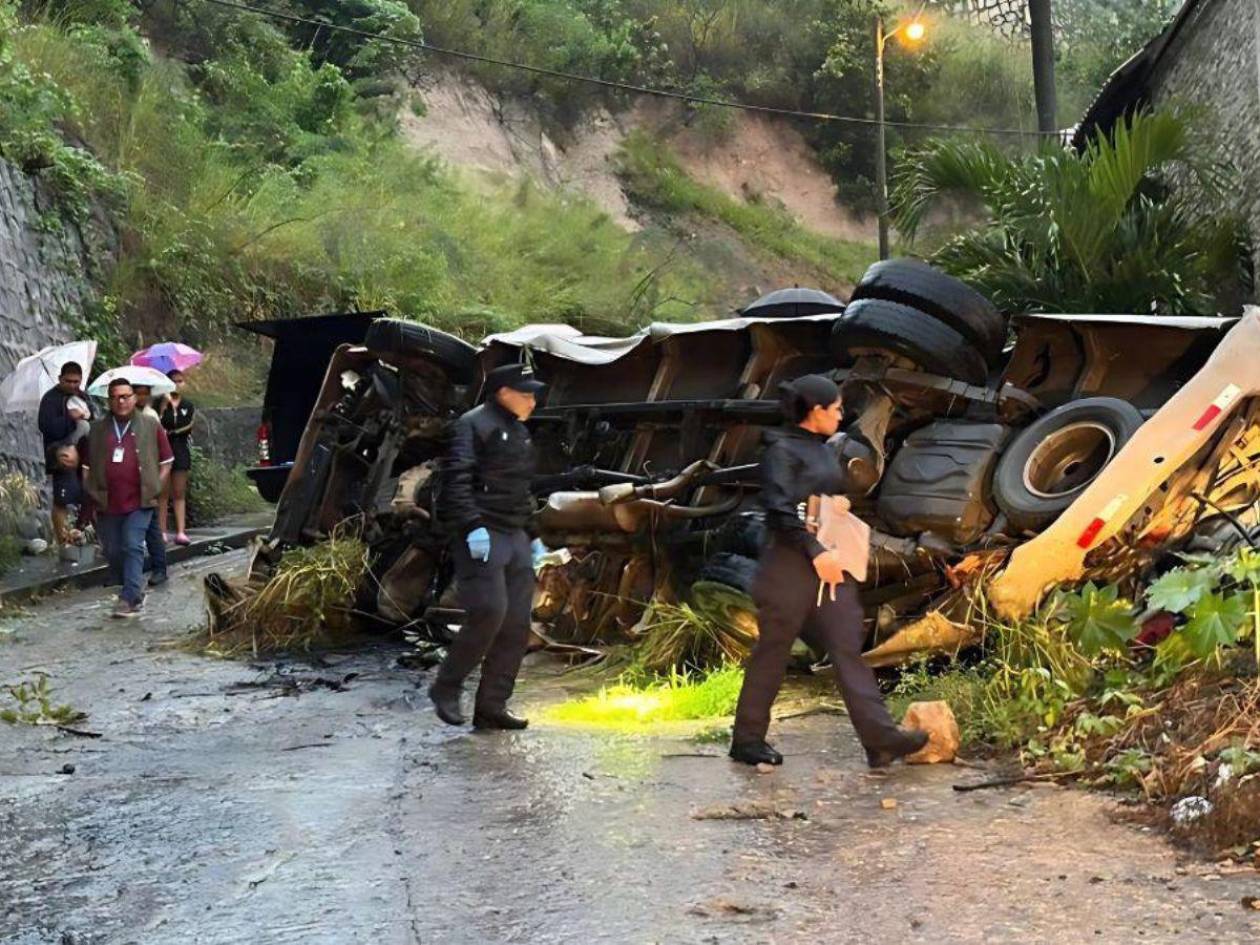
[193,406,262,470]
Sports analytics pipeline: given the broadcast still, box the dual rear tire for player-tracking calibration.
[832,259,1007,385]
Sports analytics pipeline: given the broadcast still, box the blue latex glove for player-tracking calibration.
[531,538,548,568]
[466,527,491,562]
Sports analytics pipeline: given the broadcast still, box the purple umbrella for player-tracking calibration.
[130,342,203,375]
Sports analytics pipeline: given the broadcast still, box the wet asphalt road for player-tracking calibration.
[2,551,1258,945]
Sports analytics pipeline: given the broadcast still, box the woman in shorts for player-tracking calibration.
[158,369,196,545]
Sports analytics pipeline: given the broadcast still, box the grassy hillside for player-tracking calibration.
[2,0,873,364]
[1,0,1166,398]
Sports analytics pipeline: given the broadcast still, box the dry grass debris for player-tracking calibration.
[1049,670,1260,854]
[201,534,370,658]
[633,582,759,674]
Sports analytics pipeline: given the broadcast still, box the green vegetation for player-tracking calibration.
[2,673,86,726]
[0,2,125,219]
[893,110,1252,315]
[2,0,1180,360]
[617,131,873,284]
[2,1,724,360]
[185,447,268,527]
[412,1,1166,206]
[545,665,744,727]
[892,545,1260,847]
[27,24,694,331]
[1054,0,1182,119]
[899,546,1260,754]
[0,473,38,578]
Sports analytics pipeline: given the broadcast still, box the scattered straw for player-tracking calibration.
[201,534,370,657]
[633,582,759,674]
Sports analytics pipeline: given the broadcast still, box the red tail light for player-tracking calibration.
[256,422,272,467]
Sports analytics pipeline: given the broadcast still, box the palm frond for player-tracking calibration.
[901,109,1249,317]
[890,138,1011,239]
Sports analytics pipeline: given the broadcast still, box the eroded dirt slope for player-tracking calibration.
[401,68,873,243]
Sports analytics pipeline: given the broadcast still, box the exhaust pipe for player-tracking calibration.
[535,489,740,534]
[598,460,717,506]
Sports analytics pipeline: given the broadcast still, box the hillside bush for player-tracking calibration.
[9,6,726,344]
[404,1,1147,207]
[185,447,267,527]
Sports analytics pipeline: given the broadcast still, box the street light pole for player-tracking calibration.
[873,14,924,259]
[873,14,890,260]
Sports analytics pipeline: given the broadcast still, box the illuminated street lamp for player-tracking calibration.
[873,14,927,260]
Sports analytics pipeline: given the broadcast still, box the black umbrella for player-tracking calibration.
[738,287,845,318]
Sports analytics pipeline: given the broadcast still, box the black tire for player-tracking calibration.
[247,466,289,504]
[831,298,989,386]
[696,552,759,594]
[850,258,1007,364]
[364,319,478,383]
[993,397,1145,533]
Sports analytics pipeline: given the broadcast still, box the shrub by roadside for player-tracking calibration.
[0,474,39,578]
[184,447,266,528]
[894,548,1260,859]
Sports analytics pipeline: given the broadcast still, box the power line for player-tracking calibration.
[195,0,1050,139]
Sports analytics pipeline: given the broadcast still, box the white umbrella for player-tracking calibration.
[0,340,97,413]
[87,365,177,398]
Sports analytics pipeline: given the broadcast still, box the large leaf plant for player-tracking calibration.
[891,110,1252,315]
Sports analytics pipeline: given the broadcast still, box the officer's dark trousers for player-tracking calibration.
[433,528,534,714]
[733,540,902,749]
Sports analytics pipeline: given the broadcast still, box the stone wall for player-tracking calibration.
[194,406,262,470]
[0,158,105,480]
[1145,0,1260,284]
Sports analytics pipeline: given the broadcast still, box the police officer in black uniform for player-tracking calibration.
[429,363,549,730]
[730,374,929,768]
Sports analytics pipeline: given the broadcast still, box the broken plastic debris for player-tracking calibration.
[1170,795,1213,826]
[1213,763,1234,789]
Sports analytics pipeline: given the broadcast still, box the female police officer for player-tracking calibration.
[730,374,928,768]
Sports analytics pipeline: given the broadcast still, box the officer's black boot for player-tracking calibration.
[865,728,929,769]
[428,683,466,726]
[729,740,784,766]
[473,709,529,731]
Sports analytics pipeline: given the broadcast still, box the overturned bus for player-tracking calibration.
[228,260,1260,665]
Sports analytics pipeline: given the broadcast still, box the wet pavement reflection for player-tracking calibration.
[2,552,1256,944]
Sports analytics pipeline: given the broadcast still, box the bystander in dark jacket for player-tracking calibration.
[37,361,91,542]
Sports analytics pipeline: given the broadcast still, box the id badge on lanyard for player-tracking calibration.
[112,419,131,464]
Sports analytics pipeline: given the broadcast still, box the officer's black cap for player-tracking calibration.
[485,362,546,395]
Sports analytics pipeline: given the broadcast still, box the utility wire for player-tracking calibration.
[195,0,1051,139]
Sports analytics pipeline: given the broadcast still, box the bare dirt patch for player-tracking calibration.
[403,68,871,244]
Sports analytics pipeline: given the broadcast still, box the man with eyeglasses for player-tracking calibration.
[82,378,174,618]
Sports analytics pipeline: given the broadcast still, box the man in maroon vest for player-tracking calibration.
[83,378,174,618]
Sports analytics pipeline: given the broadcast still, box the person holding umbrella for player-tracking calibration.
[157,369,196,545]
[130,344,202,547]
[729,374,928,769]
